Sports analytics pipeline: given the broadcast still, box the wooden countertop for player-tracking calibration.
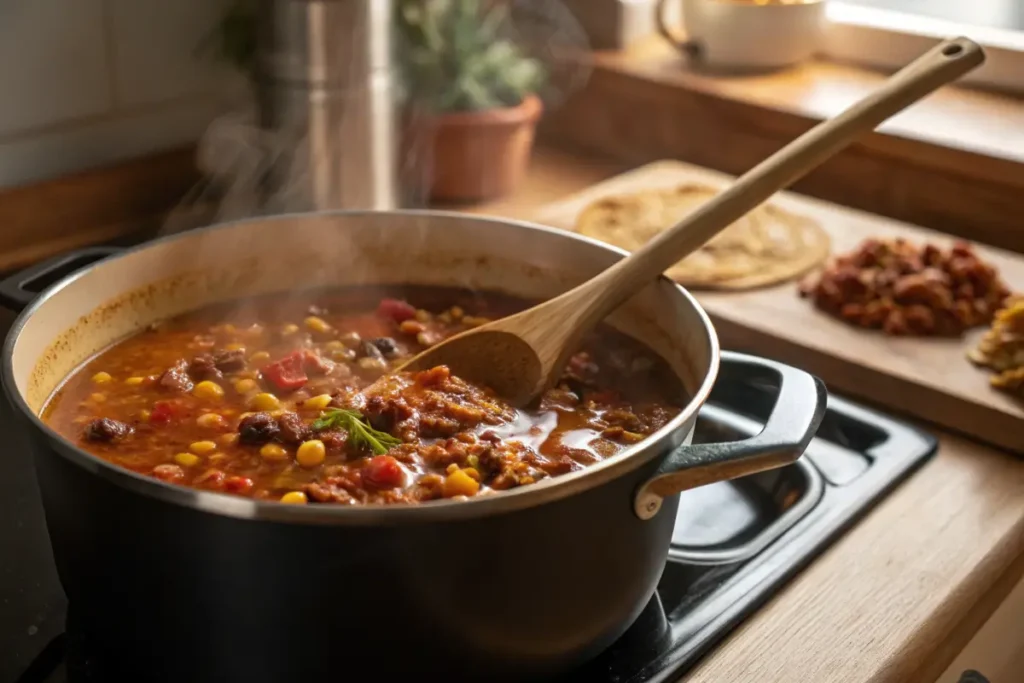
[457,147,1024,683]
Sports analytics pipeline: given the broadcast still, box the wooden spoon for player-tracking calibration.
[402,37,985,406]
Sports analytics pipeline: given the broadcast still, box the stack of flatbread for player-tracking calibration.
[574,183,830,290]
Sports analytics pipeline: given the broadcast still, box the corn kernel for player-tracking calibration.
[339,331,361,347]
[196,413,226,429]
[193,381,225,401]
[89,393,106,403]
[91,372,112,384]
[296,440,326,468]
[325,340,345,351]
[462,315,490,327]
[224,342,246,351]
[414,309,432,323]
[450,306,464,320]
[249,393,281,411]
[463,467,481,482]
[260,443,289,461]
[446,463,459,474]
[219,433,239,447]
[280,324,299,337]
[443,469,480,498]
[189,440,218,455]
[465,454,480,469]
[174,452,201,467]
[331,348,356,362]
[304,316,331,334]
[303,394,333,411]
[124,376,145,386]
[249,351,271,364]
[399,320,425,335]
[208,453,227,465]
[138,409,151,422]
[234,378,258,394]
[280,491,308,505]
[357,356,387,371]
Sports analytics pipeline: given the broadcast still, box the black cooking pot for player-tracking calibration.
[1,212,825,682]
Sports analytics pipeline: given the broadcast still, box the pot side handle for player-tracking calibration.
[634,351,827,521]
[0,247,123,312]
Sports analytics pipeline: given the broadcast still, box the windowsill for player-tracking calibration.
[542,37,1024,252]
[825,2,1024,94]
[587,37,1024,171]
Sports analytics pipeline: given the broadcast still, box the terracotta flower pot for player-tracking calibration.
[423,94,543,203]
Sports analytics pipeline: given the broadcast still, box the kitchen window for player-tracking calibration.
[566,0,1024,93]
[823,0,1024,92]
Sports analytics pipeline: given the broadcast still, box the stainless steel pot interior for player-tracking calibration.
[3,211,719,523]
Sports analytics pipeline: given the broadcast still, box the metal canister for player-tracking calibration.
[253,0,398,211]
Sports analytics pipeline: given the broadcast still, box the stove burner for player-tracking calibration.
[12,375,937,683]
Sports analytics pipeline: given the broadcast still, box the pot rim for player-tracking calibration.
[2,210,720,526]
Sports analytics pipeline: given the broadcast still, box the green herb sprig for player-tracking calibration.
[312,409,402,455]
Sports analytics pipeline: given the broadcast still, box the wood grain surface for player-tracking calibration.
[0,146,199,273]
[536,160,1024,454]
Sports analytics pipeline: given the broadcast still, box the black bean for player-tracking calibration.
[84,418,133,442]
[238,412,279,445]
[368,337,400,358]
[359,341,384,361]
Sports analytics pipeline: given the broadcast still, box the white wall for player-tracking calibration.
[0,0,238,189]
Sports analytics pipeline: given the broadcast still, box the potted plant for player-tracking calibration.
[397,0,547,203]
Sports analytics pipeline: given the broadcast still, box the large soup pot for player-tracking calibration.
[1,212,826,682]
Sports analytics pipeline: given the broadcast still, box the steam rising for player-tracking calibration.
[161,0,591,238]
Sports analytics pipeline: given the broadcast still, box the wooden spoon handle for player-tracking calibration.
[571,36,984,321]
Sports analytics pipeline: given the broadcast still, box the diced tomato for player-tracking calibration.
[376,298,417,323]
[362,455,405,490]
[224,476,255,495]
[261,351,308,391]
[149,400,180,425]
[193,469,226,491]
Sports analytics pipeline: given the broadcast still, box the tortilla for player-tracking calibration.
[574,183,831,290]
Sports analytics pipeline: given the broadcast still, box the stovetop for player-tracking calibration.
[2,351,937,683]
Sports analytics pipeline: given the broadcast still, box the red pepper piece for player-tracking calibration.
[261,351,308,391]
[149,400,180,425]
[362,455,404,490]
[224,476,255,495]
[376,298,417,323]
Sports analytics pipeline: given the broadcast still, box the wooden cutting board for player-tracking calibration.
[535,160,1024,454]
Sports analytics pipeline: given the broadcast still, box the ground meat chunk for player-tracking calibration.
[160,358,194,392]
[238,412,279,444]
[304,481,355,504]
[318,430,349,455]
[361,365,515,441]
[83,417,134,442]
[276,412,311,445]
[213,349,246,373]
[188,353,221,380]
